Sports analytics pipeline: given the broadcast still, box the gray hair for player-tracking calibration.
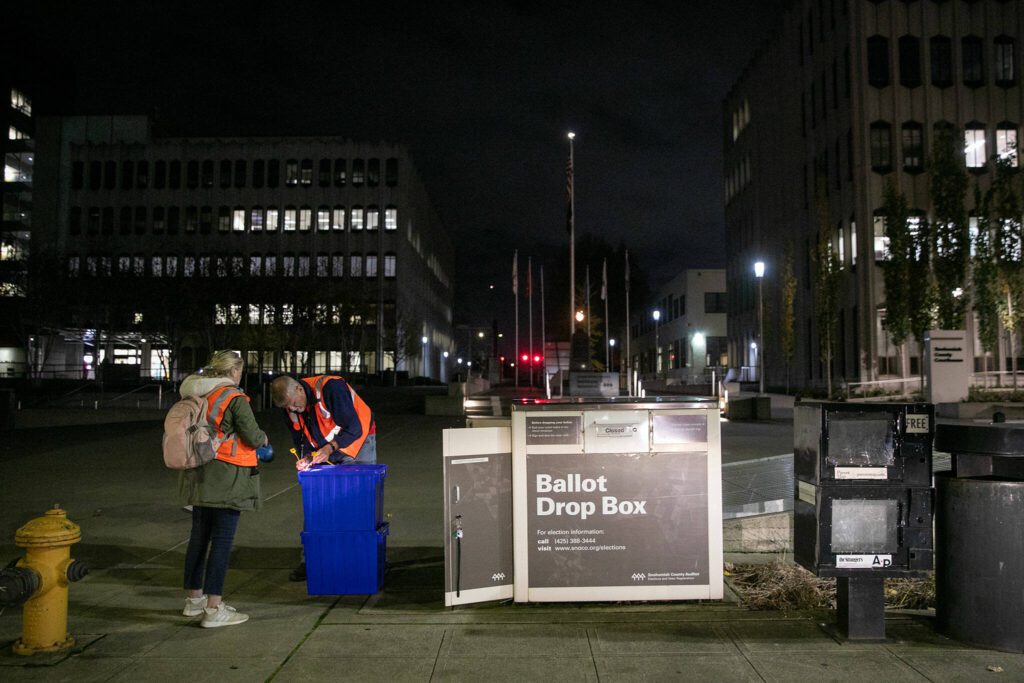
[271,375,301,407]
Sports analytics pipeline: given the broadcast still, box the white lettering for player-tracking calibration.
[601,496,648,515]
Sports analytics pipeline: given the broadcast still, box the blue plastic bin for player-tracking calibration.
[302,523,388,595]
[297,464,387,532]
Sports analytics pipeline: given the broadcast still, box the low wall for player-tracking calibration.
[722,511,792,553]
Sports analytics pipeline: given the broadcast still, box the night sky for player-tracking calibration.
[13,1,786,334]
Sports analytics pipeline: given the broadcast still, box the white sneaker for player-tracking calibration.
[200,603,249,628]
[182,595,207,616]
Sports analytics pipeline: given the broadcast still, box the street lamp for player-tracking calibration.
[609,338,616,372]
[652,309,661,378]
[754,261,765,395]
[421,336,428,378]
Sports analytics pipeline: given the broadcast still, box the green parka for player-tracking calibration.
[177,375,269,511]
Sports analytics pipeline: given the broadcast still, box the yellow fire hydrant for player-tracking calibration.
[0,505,89,656]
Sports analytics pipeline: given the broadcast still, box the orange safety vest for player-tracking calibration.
[206,385,258,467]
[288,375,373,460]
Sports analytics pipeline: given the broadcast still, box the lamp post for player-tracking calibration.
[421,335,428,379]
[609,338,616,372]
[754,261,765,395]
[652,309,661,378]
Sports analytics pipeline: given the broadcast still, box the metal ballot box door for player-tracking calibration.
[512,398,722,602]
[443,427,513,606]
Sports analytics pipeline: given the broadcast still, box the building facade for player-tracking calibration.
[725,0,1022,391]
[1,84,34,375]
[630,269,728,383]
[32,115,454,381]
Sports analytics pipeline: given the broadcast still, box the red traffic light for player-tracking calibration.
[533,355,541,363]
[521,353,529,363]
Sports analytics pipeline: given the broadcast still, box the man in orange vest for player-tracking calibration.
[270,375,376,470]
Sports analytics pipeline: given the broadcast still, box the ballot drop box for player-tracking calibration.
[512,398,722,602]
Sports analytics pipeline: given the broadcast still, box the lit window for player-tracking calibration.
[284,207,297,231]
[283,255,295,277]
[836,225,845,265]
[86,256,97,277]
[969,215,979,257]
[366,206,379,231]
[218,206,230,232]
[902,122,924,172]
[300,159,313,186]
[299,207,312,231]
[265,255,277,276]
[873,213,888,261]
[133,256,145,277]
[266,207,279,231]
[850,220,857,266]
[229,304,242,325]
[263,304,275,325]
[352,159,365,185]
[216,256,228,278]
[281,304,294,325]
[8,126,26,140]
[964,124,987,169]
[366,253,378,277]
[298,254,310,277]
[184,256,196,278]
[350,206,364,230]
[231,255,243,277]
[332,206,345,230]
[384,253,396,278]
[166,255,178,277]
[250,207,264,231]
[215,304,227,325]
[317,206,330,231]
[249,304,261,325]
[68,256,80,277]
[997,125,1018,166]
[285,159,298,186]
[151,256,163,277]
[316,254,328,277]
[332,253,344,277]
[908,213,926,259]
[350,254,363,277]
[385,207,397,230]
[10,88,31,115]
[334,159,347,186]
[199,257,210,277]
[232,208,246,232]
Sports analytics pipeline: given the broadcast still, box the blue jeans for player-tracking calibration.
[183,506,241,596]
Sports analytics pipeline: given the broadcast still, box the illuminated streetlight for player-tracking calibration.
[754,261,765,395]
[575,310,584,323]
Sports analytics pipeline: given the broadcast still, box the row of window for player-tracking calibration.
[68,205,399,236]
[869,121,1018,173]
[66,253,397,279]
[212,303,378,327]
[71,157,398,191]
[867,35,1016,90]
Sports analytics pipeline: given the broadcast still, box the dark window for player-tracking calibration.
[352,158,365,186]
[285,159,298,186]
[87,207,100,235]
[152,206,165,234]
[705,292,727,314]
[201,160,214,187]
[995,36,1016,87]
[220,159,232,188]
[267,159,280,188]
[898,35,921,87]
[137,160,148,188]
[200,206,212,234]
[69,206,82,235]
[869,121,893,173]
[167,206,180,235]
[252,159,265,188]
[962,36,984,87]
[104,161,116,189]
[185,206,197,233]
[867,35,890,88]
[102,206,113,235]
[218,206,230,233]
[847,128,854,181]
[134,206,147,235]
[169,160,181,189]
[902,122,924,172]
[334,158,346,186]
[385,158,398,186]
[154,160,166,188]
[300,159,313,186]
[319,159,331,187]
[234,160,246,188]
[186,160,198,188]
[930,36,953,87]
[121,160,134,189]
[367,158,380,187]
[119,206,132,235]
[72,161,84,189]
[89,161,102,190]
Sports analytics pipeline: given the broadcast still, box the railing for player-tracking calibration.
[844,376,923,400]
[91,384,165,410]
[970,371,1024,390]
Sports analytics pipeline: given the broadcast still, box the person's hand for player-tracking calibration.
[295,456,313,472]
[310,446,332,466]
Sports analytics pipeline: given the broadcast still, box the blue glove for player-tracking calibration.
[256,444,274,463]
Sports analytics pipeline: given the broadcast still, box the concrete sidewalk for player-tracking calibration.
[1,399,1022,681]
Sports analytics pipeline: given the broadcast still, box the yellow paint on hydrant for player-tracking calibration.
[10,506,88,656]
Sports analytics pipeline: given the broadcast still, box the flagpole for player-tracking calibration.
[567,132,576,339]
[603,258,609,369]
[625,250,631,395]
[513,249,519,388]
[528,256,534,389]
[586,265,591,368]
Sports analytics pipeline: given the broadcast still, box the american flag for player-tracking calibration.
[566,155,574,234]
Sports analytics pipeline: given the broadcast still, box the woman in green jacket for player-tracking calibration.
[179,350,269,628]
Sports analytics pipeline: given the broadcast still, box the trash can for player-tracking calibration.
[297,464,388,595]
[934,424,1024,653]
